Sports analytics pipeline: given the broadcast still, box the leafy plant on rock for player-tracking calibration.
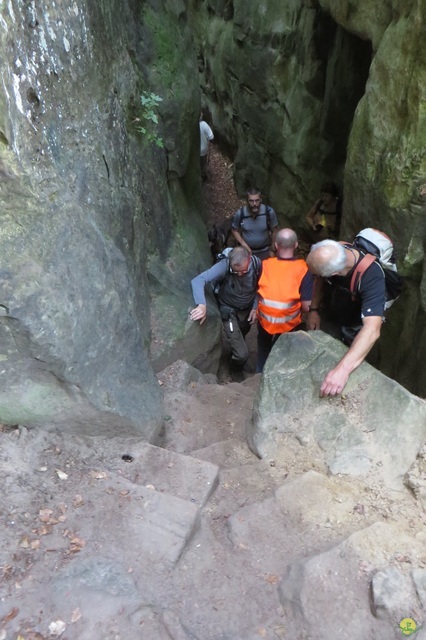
[133,91,164,148]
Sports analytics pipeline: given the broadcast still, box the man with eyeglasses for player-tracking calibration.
[231,187,278,260]
[190,247,262,368]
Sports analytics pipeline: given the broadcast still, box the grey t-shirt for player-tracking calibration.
[232,204,278,250]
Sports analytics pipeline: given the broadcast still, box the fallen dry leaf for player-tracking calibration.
[39,508,54,523]
[72,494,84,507]
[56,469,68,480]
[2,607,19,623]
[37,525,53,536]
[31,539,41,550]
[265,574,279,584]
[89,470,108,480]
[19,536,29,549]
[70,608,82,623]
[69,537,86,553]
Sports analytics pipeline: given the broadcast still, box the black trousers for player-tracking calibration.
[256,322,305,373]
[221,307,252,366]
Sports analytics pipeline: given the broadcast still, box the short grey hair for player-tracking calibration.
[229,246,250,269]
[307,240,346,277]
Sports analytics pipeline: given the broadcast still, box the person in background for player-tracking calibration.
[231,187,278,261]
[190,247,261,369]
[306,182,341,240]
[255,229,313,373]
[199,112,214,181]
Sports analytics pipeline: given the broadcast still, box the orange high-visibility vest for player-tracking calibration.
[257,258,308,334]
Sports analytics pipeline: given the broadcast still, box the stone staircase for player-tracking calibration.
[1,359,425,639]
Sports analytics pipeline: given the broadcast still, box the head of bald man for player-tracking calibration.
[306,240,347,277]
[276,228,297,249]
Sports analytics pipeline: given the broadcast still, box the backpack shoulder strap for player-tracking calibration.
[350,253,376,300]
[235,206,246,226]
[264,205,271,231]
[253,255,262,279]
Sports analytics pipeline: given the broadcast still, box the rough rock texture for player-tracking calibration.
[249,331,426,489]
[188,0,426,395]
[0,0,216,437]
[2,360,426,639]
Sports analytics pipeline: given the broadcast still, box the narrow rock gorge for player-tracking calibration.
[0,1,426,638]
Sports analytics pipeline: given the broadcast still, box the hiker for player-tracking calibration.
[231,187,278,260]
[208,218,233,263]
[306,182,341,240]
[199,112,214,181]
[306,239,386,397]
[190,246,261,367]
[255,229,313,373]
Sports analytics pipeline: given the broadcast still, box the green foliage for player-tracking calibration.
[133,92,164,148]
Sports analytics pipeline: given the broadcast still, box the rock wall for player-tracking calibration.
[0,0,210,437]
[188,0,426,395]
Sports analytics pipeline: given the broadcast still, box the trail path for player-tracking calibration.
[0,153,419,640]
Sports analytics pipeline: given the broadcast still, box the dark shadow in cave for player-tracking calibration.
[310,10,373,175]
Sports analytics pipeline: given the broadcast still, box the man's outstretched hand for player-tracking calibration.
[320,363,350,397]
[189,304,207,325]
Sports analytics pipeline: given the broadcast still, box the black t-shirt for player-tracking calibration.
[326,257,386,326]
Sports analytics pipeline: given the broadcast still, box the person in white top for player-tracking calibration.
[199,112,214,181]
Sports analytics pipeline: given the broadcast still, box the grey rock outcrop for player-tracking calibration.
[0,0,213,437]
[249,331,426,488]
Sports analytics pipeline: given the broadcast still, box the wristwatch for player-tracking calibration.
[309,307,319,312]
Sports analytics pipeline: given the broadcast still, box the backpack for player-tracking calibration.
[234,204,273,231]
[349,228,403,309]
[212,252,262,297]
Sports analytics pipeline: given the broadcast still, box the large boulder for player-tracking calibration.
[248,331,426,489]
[0,0,214,436]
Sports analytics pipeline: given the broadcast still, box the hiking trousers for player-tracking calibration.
[222,308,252,366]
[256,322,305,373]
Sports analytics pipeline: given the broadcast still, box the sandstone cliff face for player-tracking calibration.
[189,0,426,394]
[0,0,424,417]
[0,0,207,436]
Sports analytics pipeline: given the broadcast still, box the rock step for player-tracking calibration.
[77,437,220,507]
[11,421,220,510]
[75,472,203,565]
[191,437,256,469]
[160,377,259,455]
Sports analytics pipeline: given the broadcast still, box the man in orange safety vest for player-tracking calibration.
[255,228,313,372]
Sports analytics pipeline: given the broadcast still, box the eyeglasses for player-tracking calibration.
[230,267,249,275]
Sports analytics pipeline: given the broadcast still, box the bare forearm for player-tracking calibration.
[231,229,251,252]
[320,317,382,396]
[306,277,323,330]
[338,320,381,374]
